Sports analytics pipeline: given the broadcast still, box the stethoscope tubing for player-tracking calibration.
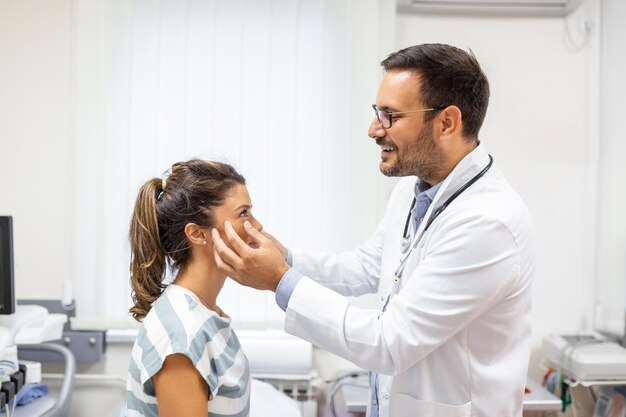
[394,155,494,280]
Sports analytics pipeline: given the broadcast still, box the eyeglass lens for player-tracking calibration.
[373,106,391,128]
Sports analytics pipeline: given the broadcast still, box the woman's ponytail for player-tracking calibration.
[129,178,166,321]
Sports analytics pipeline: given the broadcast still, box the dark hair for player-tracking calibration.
[129,159,245,321]
[381,43,489,141]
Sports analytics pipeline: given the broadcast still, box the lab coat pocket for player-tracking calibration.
[389,393,471,417]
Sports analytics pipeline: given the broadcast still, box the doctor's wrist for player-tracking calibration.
[275,268,304,310]
[272,262,290,292]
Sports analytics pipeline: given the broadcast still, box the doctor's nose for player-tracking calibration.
[368,116,386,139]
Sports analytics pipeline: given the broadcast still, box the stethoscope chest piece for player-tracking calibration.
[400,197,417,255]
[400,236,411,254]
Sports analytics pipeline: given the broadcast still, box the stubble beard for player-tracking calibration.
[379,123,443,181]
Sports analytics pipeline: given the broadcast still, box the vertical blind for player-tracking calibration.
[69,0,391,325]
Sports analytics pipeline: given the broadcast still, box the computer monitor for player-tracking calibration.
[0,216,15,314]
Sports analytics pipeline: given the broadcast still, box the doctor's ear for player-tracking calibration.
[184,223,210,246]
[435,105,463,141]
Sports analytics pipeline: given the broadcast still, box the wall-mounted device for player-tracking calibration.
[0,216,15,315]
[396,0,583,17]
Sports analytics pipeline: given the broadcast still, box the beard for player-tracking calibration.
[379,122,444,180]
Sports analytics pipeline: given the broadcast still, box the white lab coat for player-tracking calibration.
[285,145,535,417]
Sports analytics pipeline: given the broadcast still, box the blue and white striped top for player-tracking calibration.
[125,284,251,417]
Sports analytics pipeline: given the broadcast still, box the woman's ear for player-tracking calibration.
[184,223,210,246]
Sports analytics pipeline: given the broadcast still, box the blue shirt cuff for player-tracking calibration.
[275,268,304,311]
[286,248,293,266]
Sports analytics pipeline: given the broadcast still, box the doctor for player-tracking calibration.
[212,43,535,417]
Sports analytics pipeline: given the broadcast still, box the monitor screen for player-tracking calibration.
[0,216,15,314]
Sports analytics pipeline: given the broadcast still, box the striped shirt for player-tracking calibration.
[126,284,250,417]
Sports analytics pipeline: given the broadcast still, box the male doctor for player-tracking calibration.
[212,43,535,417]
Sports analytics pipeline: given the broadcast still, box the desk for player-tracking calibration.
[524,378,562,411]
[339,376,561,414]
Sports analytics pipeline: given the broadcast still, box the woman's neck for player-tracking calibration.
[174,260,226,313]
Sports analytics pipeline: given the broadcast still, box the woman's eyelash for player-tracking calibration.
[240,209,248,217]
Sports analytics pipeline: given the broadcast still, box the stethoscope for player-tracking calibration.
[400,198,418,254]
[394,155,494,283]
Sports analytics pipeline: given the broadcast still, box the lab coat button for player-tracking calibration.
[384,394,389,400]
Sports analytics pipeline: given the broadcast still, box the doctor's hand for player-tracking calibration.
[260,230,288,261]
[212,221,290,292]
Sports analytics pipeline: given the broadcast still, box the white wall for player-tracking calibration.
[0,1,73,300]
[395,1,601,381]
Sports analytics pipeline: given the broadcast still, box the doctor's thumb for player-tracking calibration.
[244,221,265,240]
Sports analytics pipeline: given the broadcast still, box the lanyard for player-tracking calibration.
[393,155,494,281]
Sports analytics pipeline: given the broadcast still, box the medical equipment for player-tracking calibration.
[0,306,73,417]
[0,216,16,315]
[400,198,417,253]
[543,333,626,382]
[394,155,494,281]
[326,371,368,417]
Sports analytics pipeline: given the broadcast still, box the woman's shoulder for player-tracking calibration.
[144,285,193,327]
[141,285,232,349]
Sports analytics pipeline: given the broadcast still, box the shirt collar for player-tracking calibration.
[414,179,443,202]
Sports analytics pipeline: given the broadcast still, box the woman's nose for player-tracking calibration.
[251,216,263,233]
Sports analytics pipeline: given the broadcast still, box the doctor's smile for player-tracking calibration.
[378,142,396,159]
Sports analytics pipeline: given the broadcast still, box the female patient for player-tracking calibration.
[125,159,262,417]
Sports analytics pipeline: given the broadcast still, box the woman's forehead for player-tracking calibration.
[220,183,251,207]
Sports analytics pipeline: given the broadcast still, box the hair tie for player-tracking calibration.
[156,178,167,200]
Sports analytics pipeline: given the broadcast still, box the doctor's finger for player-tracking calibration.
[223,221,252,256]
[260,229,288,259]
[213,247,237,277]
[211,228,244,270]
[243,221,270,244]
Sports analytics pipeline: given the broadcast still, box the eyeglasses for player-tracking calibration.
[372,104,444,129]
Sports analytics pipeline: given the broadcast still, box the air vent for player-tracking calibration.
[397,0,583,16]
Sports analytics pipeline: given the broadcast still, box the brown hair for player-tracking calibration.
[129,159,245,321]
[381,43,490,141]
